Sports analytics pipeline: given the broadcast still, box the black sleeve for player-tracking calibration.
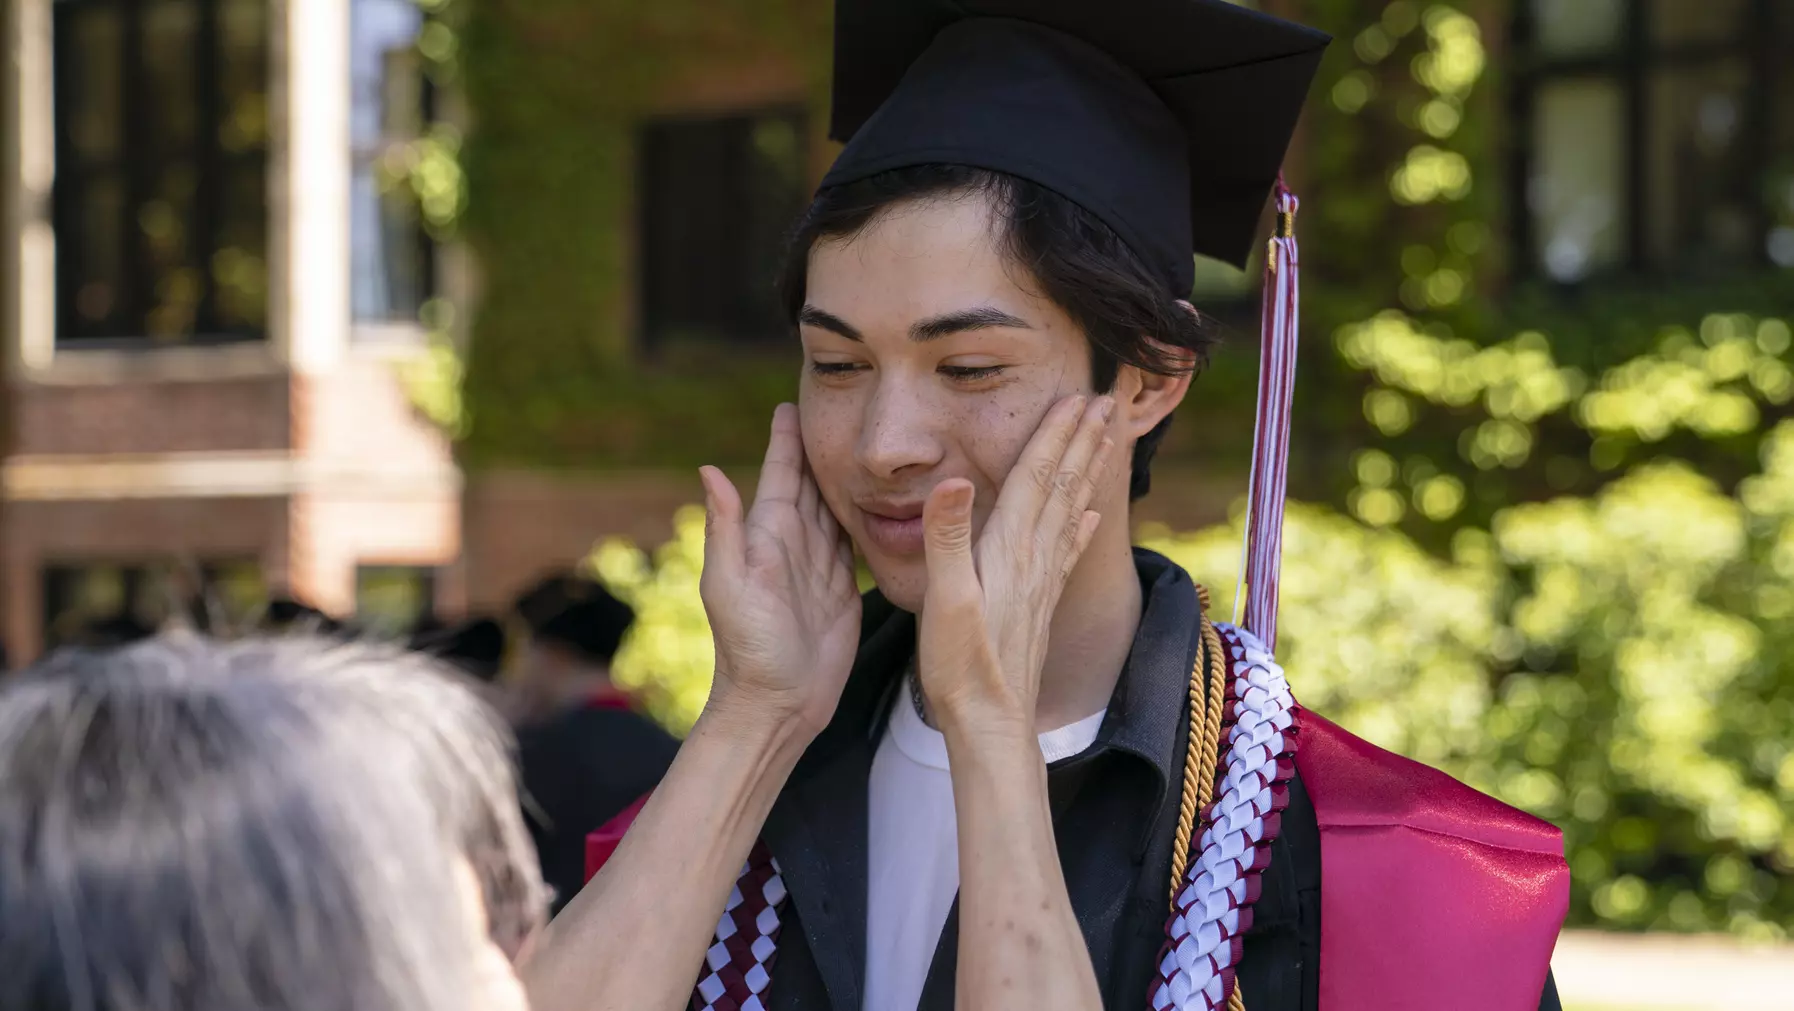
[1537,969,1562,1011]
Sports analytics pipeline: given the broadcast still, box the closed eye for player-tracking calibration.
[940,365,1006,381]
[809,361,864,377]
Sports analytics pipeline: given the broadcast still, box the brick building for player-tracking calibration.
[1,0,461,657]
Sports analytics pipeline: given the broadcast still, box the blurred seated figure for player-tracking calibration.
[0,635,547,1011]
[509,574,678,914]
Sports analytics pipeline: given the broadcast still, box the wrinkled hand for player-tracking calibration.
[916,395,1115,731]
[699,404,862,737]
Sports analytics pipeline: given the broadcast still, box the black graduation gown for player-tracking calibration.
[519,701,680,914]
[756,549,1561,1011]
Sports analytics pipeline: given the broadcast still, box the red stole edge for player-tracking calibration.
[1296,709,1569,1011]
[584,791,650,885]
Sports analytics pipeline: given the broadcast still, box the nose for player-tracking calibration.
[855,374,945,480]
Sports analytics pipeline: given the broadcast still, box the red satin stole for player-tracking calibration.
[1296,710,1569,1010]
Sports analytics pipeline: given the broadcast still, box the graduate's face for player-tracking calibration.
[796,192,1107,610]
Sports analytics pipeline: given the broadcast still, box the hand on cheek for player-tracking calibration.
[916,394,1116,732]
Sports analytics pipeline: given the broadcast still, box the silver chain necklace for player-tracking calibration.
[907,663,929,725]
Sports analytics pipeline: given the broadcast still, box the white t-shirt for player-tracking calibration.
[863,677,1106,1011]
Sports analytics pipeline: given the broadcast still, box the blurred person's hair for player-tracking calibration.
[777,163,1220,501]
[0,634,548,1011]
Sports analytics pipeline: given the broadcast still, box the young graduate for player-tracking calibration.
[530,2,1569,1009]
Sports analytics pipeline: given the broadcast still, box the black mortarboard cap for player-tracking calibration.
[823,0,1329,294]
[513,574,636,666]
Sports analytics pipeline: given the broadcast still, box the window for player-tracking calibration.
[51,0,269,345]
[354,565,437,637]
[1513,0,1794,282]
[638,110,808,346]
[350,0,435,326]
[42,559,264,652]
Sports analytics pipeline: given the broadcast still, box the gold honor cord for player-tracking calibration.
[1168,586,1247,1011]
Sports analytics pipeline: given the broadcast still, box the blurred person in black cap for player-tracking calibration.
[411,615,509,684]
[528,2,1565,1009]
[510,573,679,915]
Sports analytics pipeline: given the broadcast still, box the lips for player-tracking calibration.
[856,500,927,556]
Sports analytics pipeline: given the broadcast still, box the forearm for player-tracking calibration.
[941,715,1103,1011]
[520,692,810,1011]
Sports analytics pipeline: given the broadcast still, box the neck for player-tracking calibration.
[1031,513,1142,732]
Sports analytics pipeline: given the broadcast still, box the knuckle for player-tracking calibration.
[1029,457,1060,490]
[1052,467,1081,502]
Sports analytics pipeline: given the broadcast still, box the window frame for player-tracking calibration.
[49,0,271,348]
[1508,0,1784,283]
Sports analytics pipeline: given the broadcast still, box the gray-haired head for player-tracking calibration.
[0,634,548,1011]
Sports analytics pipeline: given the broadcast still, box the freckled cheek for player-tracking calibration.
[960,388,1060,511]
[798,393,861,516]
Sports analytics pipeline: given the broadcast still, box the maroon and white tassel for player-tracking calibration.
[1237,180,1302,651]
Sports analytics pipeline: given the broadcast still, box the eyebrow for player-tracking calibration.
[798,304,1035,344]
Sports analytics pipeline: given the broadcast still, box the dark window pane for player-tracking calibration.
[70,173,126,331]
[1530,80,1627,281]
[1772,8,1794,268]
[1532,0,1624,58]
[640,110,807,345]
[1646,61,1755,270]
[1653,0,1749,47]
[141,0,199,156]
[64,6,123,164]
[52,0,268,345]
[140,160,202,341]
[213,159,269,332]
[218,0,269,154]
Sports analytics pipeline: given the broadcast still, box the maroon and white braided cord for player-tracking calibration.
[691,841,786,1011]
[1148,624,1299,1011]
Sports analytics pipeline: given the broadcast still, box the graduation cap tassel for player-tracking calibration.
[1237,178,1301,653]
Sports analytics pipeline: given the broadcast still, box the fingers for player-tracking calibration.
[699,465,746,584]
[1044,399,1113,521]
[994,395,1087,520]
[1064,510,1103,580]
[754,404,805,509]
[1031,397,1113,554]
[922,479,981,609]
[797,450,820,519]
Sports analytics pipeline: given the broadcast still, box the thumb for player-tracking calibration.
[699,465,746,583]
[923,479,979,605]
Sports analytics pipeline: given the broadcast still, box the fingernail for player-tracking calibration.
[1098,397,1115,421]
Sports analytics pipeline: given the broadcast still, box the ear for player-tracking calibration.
[1113,301,1200,441]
